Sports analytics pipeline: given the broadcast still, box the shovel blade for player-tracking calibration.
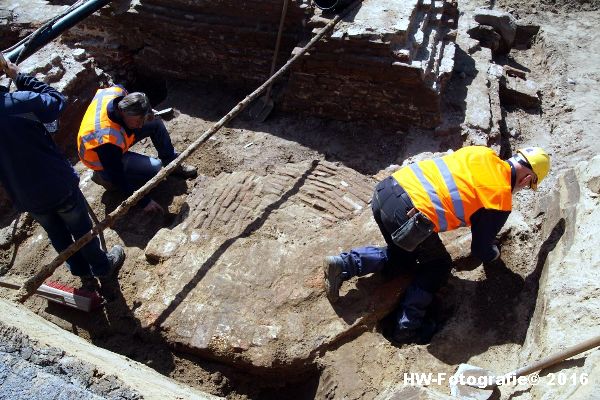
[248,95,274,122]
[450,363,497,400]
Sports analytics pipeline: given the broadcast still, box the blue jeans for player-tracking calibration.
[29,188,110,277]
[98,119,175,188]
[338,177,452,330]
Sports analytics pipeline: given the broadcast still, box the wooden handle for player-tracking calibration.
[509,336,600,378]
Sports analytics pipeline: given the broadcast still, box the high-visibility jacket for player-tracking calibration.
[77,86,135,170]
[392,146,512,232]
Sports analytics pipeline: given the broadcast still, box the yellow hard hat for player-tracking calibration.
[517,147,550,190]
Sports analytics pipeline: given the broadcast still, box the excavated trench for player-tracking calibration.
[1,0,600,399]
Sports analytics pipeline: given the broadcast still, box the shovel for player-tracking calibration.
[248,0,288,122]
[450,335,600,399]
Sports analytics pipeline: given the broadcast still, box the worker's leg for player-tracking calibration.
[338,177,416,278]
[38,189,111,277]
[30,210,90,276]
[136,119,177,163]
[29,191,108,276]
[136,119,197,178]
[58,189,111,276]
[394,232,452,339]
[120,151,162,187]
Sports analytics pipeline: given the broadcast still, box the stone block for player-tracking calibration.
[131,161,415,371]
[500,75,540,109]
[473,8,517,50]
[523,156,600,400]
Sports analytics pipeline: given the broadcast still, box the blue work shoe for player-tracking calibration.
[324,255,345,303]
[95,245,125,279]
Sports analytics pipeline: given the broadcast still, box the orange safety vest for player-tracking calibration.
[392,146,512,232]
[77,87,135,170]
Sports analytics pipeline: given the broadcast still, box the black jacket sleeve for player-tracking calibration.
[94,144,151,208]
[470,208,511,263]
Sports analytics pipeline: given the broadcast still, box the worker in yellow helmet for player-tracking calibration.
[324,145,550,345]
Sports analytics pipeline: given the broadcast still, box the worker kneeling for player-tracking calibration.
[77,88,197,214]
[324,145,550,345]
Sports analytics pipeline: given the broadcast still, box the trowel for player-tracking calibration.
[450,335,600,400]
[248,0,288,122]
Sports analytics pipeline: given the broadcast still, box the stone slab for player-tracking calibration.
[138,161,410,371]
[332,0,419,42]
[523,156,600,400]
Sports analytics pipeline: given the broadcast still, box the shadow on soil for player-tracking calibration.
[99,176,188,249]
[151,160,318,328]
[44,277,176,376]
[160,80,446,177]
[427,218,565,364]
[45,273,321,399]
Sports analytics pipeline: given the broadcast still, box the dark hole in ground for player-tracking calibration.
[126,71,168,107]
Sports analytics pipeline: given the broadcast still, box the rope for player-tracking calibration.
[14,1,361,304]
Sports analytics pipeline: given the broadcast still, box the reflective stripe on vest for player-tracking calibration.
[392,146,512,232]
[77,87,134,171]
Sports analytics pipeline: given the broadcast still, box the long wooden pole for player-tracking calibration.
[14,2,361,304]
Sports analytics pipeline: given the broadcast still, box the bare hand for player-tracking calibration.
[143,199,164,215]
[2,61,19,80]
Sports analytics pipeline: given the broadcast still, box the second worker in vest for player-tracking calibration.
[324,145,550,345]
[77,87,197,214]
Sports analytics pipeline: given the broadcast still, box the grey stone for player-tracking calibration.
[500,75,541,108]
[523,156,600,400]
[473,8,517,50]
[135,161,409,371]
[72,48,87,61]
[467,24,502,51]
[375,384,454,399]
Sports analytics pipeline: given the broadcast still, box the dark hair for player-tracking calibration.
[118,92,152,116]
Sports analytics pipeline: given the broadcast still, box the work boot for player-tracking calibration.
[95,245,125,279]
[91,171,117,191]
[324,255,345,303]
[390,318,438,346]
[171,163,197,179]
[79,275,99,292]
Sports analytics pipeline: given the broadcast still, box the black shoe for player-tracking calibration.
[79,275,99,292]
[324,256,344,303]
[390,318,438,346]
[95,245,125,279]
[390,327,419,346]
[91,171,117,191]
[171,163,197,179]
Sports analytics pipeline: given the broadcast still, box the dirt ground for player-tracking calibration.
[1,0,599,399]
